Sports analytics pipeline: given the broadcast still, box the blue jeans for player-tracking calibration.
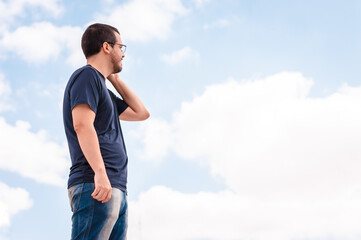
[68,183,128,240]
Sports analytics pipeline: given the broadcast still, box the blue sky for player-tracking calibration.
[0,0,361,239]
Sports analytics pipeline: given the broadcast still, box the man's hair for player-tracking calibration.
[81,23,120,58]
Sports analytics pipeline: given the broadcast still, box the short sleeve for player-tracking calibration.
[108,90,128,115]
[70,69,101,113]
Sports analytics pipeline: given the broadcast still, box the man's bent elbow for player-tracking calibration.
[119,108,150,121]
[141,110,150,121]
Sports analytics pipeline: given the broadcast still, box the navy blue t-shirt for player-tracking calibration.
[63,65,129,192]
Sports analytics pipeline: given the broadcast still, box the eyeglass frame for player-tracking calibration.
[107,42,126,53]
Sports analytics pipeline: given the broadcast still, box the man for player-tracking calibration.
[63,23,149,240]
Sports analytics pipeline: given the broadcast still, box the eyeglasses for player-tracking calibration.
[107,42,127,53]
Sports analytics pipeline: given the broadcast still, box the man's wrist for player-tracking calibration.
[111,77,122,85]
[93,166,107,175]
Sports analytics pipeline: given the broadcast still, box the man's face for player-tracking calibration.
[110,32,125,73]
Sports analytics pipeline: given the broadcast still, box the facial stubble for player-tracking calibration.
[110,51,122,73]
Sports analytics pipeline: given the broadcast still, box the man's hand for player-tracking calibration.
[92,171,112,203]
[107,73,119,84]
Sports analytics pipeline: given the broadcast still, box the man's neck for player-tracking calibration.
[86,56,111,79]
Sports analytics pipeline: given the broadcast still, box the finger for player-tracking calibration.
[94,188,106,201]
[102,189,112,203]
[91,187,101,198]
[99,187,112,202]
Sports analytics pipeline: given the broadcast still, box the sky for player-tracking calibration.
[0,0,361,239]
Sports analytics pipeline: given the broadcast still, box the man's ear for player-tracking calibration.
[102,42,112,54]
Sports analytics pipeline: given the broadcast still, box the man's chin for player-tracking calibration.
[113,66,122,73]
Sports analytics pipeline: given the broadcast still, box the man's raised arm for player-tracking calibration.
[107,73,150,121]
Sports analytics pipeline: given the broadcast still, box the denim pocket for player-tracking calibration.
[68,183,84,213]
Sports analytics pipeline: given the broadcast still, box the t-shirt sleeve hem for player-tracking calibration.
[118,104,128,115]
[71,101,97,114]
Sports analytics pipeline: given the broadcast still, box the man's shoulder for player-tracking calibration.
[69,65,98,81]
[66,65,103,91]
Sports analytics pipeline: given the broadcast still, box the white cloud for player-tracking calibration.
[0,22,84,66]
[192,0,210,7]
[133,72,361,239]
[128,186,243,240]
[161,46,200,65]
[0,118,69,186]
[169,72,361,197]
[131,117,172,162]
[0,0,63,32]
[94,0,187,42]
[203,16,241,30]
[129,185,361,240]
[0,182,33,228]
[0,73,13,112]
[203,18,230,30]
